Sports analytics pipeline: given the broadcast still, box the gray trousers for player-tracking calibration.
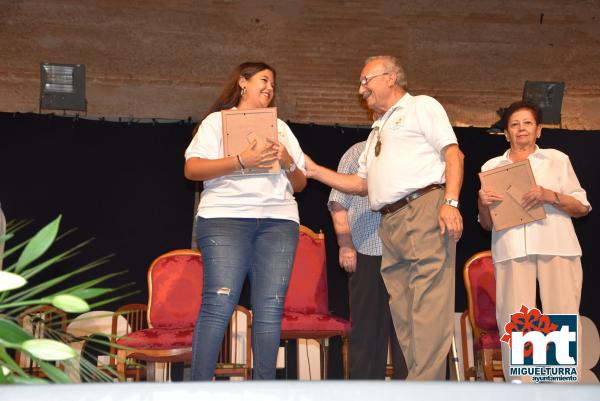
[379,188,455,381]
[348,252,407,379]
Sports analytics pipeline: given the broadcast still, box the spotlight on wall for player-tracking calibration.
[486,107,508,135]
[522,81,564,125]
[487,81,565,134]
[39,63,86,113]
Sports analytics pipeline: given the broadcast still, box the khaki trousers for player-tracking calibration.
[379,188,455,381]
[495,254,582,382]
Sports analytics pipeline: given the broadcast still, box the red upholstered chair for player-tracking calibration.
[460,250,504,381]
[115,249,251,381]
[281,225,351,379]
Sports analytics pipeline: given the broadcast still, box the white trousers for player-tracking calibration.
[495,254,582,382]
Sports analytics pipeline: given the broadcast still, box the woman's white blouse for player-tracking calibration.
[185,110,306,223]
[481,147,591,263]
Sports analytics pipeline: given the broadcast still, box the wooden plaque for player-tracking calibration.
[479,159,546,231]
[222,107,279,175]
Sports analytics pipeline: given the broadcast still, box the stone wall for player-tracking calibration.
[1,0,599,128]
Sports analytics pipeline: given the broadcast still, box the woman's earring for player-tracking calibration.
[241,87,246,98]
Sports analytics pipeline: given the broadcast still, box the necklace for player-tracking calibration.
[374,106,401,157]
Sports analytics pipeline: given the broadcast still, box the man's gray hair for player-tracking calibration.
[364,55,407,90]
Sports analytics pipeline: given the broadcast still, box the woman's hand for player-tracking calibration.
[267,137,294,170]
[521,185,548,209]
[477,187,501,231]
[265,137,307,191]
[239,139,277,169]
[478,188,503,206]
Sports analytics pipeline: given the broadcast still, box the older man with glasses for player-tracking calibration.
[305,55,463,381]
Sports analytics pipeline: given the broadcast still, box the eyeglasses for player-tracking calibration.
[359,72,389,87]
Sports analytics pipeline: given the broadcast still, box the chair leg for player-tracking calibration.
[146,361,155,382]
[322,338,329,380]
[283,339,289,380]
[341,336,349,380]
[460,311,475,381]
[116,349,126,382]
[474,349,485,381]
[449,336,461,381]
[493,349,504,381]
[164,362,171,382]
[482,349,494,381]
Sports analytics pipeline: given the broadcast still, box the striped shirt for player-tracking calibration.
[328,141,382,256]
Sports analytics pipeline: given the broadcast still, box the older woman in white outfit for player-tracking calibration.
[478,101,590,382]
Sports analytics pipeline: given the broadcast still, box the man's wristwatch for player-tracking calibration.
[284,162,297,173]
[444,198,459,208]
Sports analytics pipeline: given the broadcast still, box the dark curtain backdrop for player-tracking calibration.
[0,113,197,302]
[1,112,598,378]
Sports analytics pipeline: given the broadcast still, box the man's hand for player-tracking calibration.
[303,154,319,178]
[339,246,357,273]
[440,144,463,241]
[439,204,463,242]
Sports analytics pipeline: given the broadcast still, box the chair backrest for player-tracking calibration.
[147,249,203,328]
[464,250,498,333]
[112,304,148,337]
[18,305,68,340]
[16,305,68,371]
[284,225,328,314]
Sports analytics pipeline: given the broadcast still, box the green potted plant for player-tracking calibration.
[0,215,137,383]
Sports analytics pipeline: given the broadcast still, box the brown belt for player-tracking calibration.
[379,184,445,215]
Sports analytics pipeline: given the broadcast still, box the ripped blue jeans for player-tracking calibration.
[191,217,299,380]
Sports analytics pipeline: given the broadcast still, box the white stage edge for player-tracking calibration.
[1,381,599,401]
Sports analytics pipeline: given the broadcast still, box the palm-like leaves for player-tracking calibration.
[0,216,138,383]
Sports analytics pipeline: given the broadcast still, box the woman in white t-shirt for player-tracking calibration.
[478,101,590,381]
[184,62,306,380]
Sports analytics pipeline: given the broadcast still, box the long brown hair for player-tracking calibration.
[206,62,276,116]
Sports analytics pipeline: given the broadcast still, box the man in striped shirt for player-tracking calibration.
[329,141,406,380]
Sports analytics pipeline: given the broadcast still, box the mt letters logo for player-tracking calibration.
[501,305,578,383]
